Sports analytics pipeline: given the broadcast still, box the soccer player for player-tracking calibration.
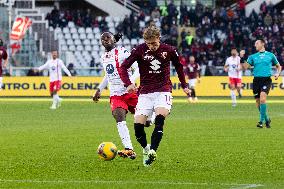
[242,39,281,128]
[224,48,242,106]
[0,39,8,90]
[185,56,200,103]
[119,26,190,166]
[35,50,72,109]
[92,32,140,159]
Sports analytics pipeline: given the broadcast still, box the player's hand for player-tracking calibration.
[126,84,137,93]
[240,50,245,57]
[274,73,280,80]
[183,88,191,95]
[93,89,101,103]
[224,67,228,72]
[197,78,201,83]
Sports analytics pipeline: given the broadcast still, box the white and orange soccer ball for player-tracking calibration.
[97,142,117,161]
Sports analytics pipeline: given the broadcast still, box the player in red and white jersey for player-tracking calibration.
[93,32,140,159]
[0,39,8,90]
[184,56,200,103]
[119,26,190,166]
[224,48,242,107]
[36,50,72,109]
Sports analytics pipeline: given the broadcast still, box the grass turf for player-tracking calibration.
[0,97,283,189]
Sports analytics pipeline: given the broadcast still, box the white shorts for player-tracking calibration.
[188,79,197,88]
[135,92,173,118]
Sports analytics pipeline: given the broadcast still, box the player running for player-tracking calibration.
[92,32,140,159]
[119,26,190,167]
[184,56,200,103]
[0,39,8,90]
[35,50,72,109]
[242,39,281,128]
[224,48,243,106]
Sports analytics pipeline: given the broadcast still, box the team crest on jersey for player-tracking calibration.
[51,66,56,70]
[161,52,167,59]
[106,64,115,74]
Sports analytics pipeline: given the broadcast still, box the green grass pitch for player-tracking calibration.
[0,97,284,189]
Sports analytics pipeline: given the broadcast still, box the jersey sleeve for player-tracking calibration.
[271,53,279,66]
[38,61,49,71]
[119,47,141,87]
[247,55,254,66]
[225,58,229,66]
[171,48,187,89]
[60,60,72,76]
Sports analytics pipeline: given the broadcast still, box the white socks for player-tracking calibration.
[230,90,236,104]
[53,94,60,104]
[117,121,133,150]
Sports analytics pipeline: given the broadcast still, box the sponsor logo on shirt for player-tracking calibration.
[106,64,115,74]
[149,59,161,73]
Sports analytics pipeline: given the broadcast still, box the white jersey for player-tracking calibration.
[225,56,242,78]
[38,58,71,82]
[100,46,139,97]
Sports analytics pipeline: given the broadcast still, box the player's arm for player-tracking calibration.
[2,50,8,68]
[93,75,108,102]
[171,49,190,94]
[197,64,201,83]
[36,61,49,71]
[129,62,140,83]
[240,50,250,70]
[60,61,72,77]
[119,48,140,93]
[224,58,229,72]
[272,54,281,80]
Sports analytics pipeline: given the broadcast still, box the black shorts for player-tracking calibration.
[253,77,272,99]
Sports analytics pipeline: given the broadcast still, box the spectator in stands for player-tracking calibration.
[238,0,246,17]
[66,63,76,76]
[151,7,160,20]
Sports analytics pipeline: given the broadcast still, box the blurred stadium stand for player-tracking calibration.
[0,0,283,76]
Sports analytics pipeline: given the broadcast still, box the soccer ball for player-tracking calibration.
[97,142,117,161]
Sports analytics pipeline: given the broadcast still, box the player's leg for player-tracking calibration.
[112,107,136,159]
[190,79,197,102]
[230,81,237,106]
[49,82,57,109]
[134,94,154,166]
[260,78,272,128]
[253,78,263,128]
[236,80,242,98]
[54,81,62,107]
[188,79,194,102]
[144,92,172,166]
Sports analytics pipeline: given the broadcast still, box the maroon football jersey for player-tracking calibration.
[185,63,200,79]
[0,47,8,77]
[119,43,187,94]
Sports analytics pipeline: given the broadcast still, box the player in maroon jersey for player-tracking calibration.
[119,26,190,167]
[184,56,200,103]
[0,39,8,90]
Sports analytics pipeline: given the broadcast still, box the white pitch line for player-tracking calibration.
[230,184,264,189]
[0,179,264,188]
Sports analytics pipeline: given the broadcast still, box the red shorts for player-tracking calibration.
[229,77,242,86]
[110,93,138,114]
[50,80,61,93]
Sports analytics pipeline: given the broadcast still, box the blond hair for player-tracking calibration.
[143,25,160,40]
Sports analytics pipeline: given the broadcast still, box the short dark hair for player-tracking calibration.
[258,38,266,44]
